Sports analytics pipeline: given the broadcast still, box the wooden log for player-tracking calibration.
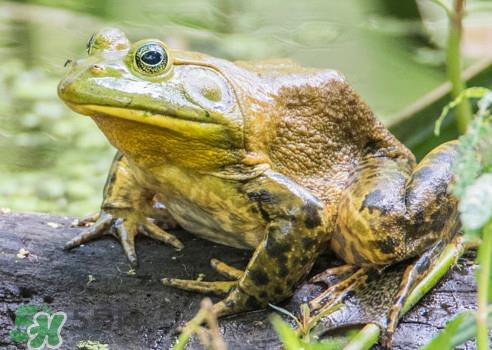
[0,212,481,349]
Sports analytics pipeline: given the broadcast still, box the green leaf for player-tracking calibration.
[421,306,492,349]
[459,174,492,231]
[271,314,349,350]
[306,304,343,332]
[269,303,302,329]
[271,315,304,350]
[421,311,474,350]
[305,339,347,350]
[451,89,492,209]
[480,220,492,302]
[434,87,490,136]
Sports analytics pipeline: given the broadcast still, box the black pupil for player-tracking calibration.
[142,49,163,66]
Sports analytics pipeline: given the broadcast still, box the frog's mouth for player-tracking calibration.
[67,103,226,137]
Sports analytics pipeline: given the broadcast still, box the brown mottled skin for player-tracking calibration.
[58,28,460,345]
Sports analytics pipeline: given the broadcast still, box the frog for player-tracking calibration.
[58,27,462,347]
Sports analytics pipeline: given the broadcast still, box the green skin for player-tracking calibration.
[58,28,460,343]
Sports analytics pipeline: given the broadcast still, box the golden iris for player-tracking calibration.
[134,42,169,75]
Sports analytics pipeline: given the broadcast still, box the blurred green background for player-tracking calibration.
[0,0,490,216]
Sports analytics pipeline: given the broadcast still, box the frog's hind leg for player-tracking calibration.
[308,267,369,312]
[164,170,329,318]
[160,279,237,296]
[381,242,444,348]
[161,259,243,296]
[384,243,444,343]
[383,235,472,348]
[74,212,101,226]
[304,236,472,349]
[309,264,358,285]
[322,141,462,345]
[210,258,243,279]
[307,264,362,313]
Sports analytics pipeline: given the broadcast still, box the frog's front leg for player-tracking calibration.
[162,170,329,316]
[65,151,183,266]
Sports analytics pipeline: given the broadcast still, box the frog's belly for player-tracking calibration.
[138,166,266,250]
[163,197,265,249]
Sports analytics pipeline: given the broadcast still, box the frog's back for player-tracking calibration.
[232,61,414,211]
[175,55,414,215]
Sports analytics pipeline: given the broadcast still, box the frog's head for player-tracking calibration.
[59,28,356,174]
[58,28,248,170]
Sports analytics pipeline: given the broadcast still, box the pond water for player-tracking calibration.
[0,0,448,215]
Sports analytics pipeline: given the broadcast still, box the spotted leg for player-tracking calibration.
[162,170,329,316]
[325,141,461,347]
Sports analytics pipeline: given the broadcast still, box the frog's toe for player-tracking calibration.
[309,264,358,285]
[309,267,368,312]
[147,202,180,230]
[66,209,184,267]
[381,331,394,349]
[75,212,101,227]
[162,259,242,298]
[210,258,243,279]
[161,278,236,296]
[64,212,113,250]
[114,218,138,267]
[141,219,183,250]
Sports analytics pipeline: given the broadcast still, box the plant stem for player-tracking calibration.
[430,0,453,17]
[477,219,492,350]
[343,324,380,350]
[172,307,207,350]
[447,0,473,133]
[402,236,467,314]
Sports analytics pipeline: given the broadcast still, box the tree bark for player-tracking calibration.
[0,212,481,349]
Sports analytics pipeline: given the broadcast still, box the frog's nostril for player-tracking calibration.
[64,59,74,68]
[57,80,72,99]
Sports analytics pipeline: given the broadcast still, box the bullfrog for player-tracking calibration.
[58,28,461,347]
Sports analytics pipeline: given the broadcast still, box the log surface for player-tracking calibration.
[0,212,481,349]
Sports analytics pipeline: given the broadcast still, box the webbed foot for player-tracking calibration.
[65,209,183,266]
[309,266,369,312]
[162,259,272,317]
[305,236,472,349]
[381,237,466,348]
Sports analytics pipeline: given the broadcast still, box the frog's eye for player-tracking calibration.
[134,42,170,75]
